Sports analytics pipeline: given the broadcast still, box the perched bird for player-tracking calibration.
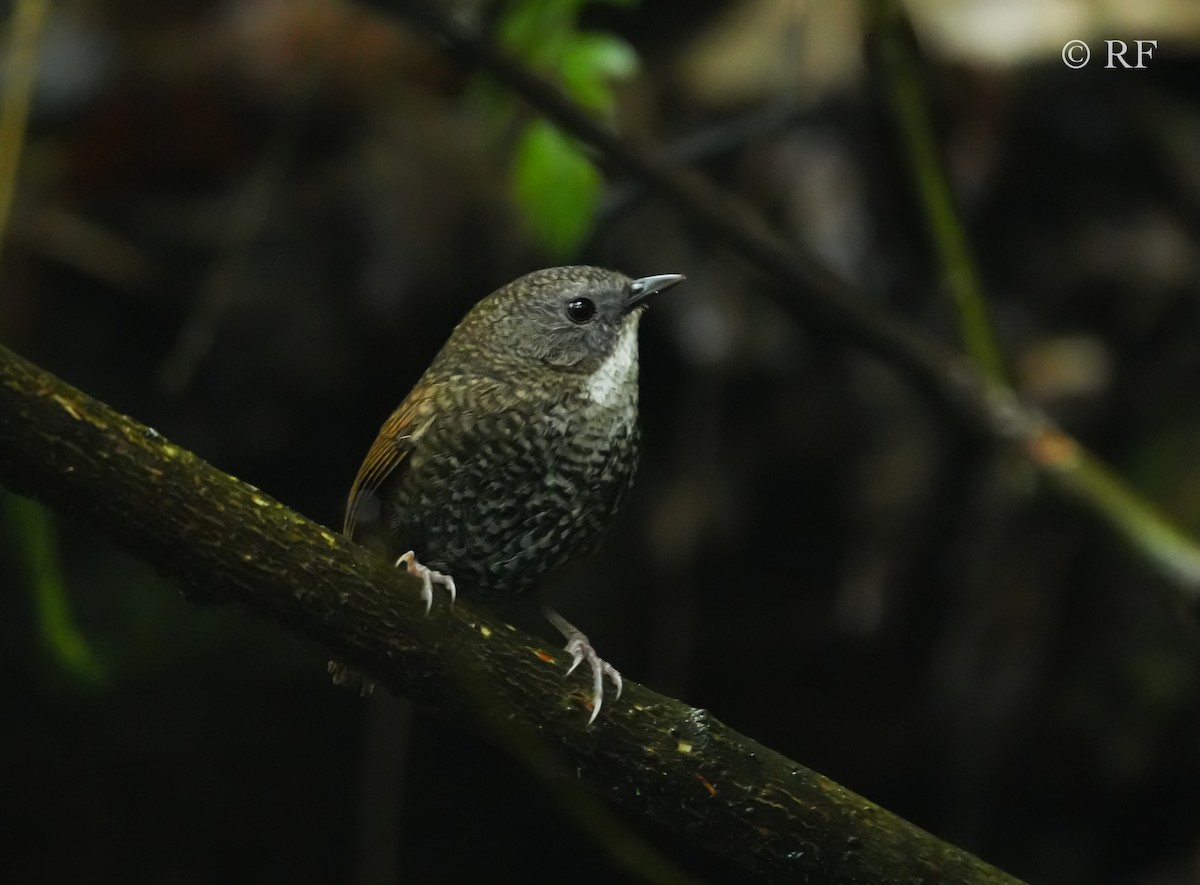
[342,265,684,723]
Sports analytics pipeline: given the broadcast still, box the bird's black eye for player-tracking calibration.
[566,297,596,324]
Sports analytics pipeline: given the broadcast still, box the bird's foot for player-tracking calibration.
[396,550,457,614]
[545,609,622,725]
[330,552,454,692]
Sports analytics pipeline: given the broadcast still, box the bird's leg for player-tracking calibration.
[544,608,623,725]
[396,550,457,614]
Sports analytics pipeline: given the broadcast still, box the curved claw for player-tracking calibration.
[546,608,622,725]
[395,550,457,614]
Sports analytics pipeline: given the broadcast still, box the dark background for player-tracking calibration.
[4,1,1200,882]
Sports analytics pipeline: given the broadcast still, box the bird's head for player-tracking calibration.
[451,266,685,373]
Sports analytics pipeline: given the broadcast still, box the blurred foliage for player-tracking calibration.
[511,118,603,257]
[3,492,105,685]
[497,0,640,257]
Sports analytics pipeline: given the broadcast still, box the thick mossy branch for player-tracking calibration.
[0,343,1020,882]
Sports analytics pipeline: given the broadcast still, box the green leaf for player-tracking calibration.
[512,120,601,258]
[561,32,639,111]
[499,1,641,92]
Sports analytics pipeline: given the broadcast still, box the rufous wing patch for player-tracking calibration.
[343,396,436,538]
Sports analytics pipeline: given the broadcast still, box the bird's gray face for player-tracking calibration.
[470,266,684,372]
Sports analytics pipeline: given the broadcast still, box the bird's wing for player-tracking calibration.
[343,395,436,539]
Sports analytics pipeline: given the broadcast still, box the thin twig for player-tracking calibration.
[869,0,1007,384]
[0,0,49,272]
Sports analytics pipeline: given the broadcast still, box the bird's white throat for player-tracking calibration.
[586,319,640,406]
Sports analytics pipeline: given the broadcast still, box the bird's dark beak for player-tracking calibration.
[625,273,685,311]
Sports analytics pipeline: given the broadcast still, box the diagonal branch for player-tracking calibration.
[0,342,1021,882]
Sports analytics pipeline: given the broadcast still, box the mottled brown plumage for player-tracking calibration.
[342,266,684,721]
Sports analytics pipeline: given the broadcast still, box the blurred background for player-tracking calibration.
[3,0,1200,882]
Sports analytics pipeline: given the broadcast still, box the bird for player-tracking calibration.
[341,265,685,723]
